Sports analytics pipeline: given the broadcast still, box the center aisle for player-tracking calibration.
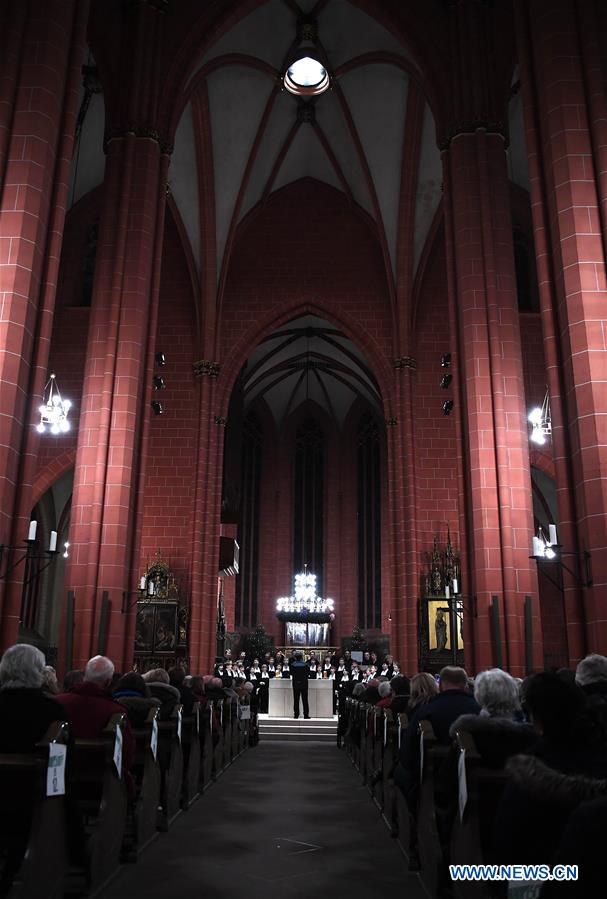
[101,742,427,898]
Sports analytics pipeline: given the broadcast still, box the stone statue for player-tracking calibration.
[435,608,448,651]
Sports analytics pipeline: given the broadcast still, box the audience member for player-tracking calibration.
[168,665,195,714]
[494,671,607,864]
[376,681,392,708]
[0,644,67,752]
[56,655,135,771]
[63,669,84,691]
[575,653,607,738]
[113,672,161,727]
[407,672,439,713]
[41,665,60,695]
[388,675,411,714]
[142,667,181,719]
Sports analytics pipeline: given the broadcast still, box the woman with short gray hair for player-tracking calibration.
[0,644,67,753]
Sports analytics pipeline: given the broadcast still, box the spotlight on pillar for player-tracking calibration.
[155,352,166,366]
[441,353,451,368]
[151,401,163,416]
[442,400,454,416]
[440,374,452,389]
[528,387,551,446]
[153,376,166,390]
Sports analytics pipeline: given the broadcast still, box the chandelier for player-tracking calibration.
[37,373,71,434]
[276,571,334,614]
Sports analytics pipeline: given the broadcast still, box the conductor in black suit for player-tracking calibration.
[290,650,311,719]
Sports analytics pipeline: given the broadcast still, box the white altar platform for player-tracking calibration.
[268,678,333,718]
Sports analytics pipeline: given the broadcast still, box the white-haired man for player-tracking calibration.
[56,655,135,771]
[576,653,607,736]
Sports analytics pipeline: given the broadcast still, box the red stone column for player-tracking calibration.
[189,370,225,674]
[0,0,89,647]
[514,0,607,660]
[442,129,539,675]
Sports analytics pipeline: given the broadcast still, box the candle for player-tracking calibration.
[445,584,450,599]
[148,581,155,596]
[28,520,37,541]
[453,578,458,594]
[548,524,558,546]
[140,576,146,591]
[49,531,57,552]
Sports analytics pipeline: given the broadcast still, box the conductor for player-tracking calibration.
[290,650,311,719]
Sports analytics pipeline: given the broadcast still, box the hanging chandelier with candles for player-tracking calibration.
[37,373,72,434]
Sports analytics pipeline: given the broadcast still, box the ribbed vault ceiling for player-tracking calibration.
[244,314,382,427]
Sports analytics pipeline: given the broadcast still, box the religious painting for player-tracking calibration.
[285,621,330,647]
[154,604,178,653]
[307,622,329,647]
[428,600,452,651]
[286,622,307,646]
[134,604,155,653]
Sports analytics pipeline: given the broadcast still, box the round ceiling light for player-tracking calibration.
[284,55,329,96]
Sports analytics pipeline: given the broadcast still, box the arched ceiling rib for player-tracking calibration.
[244,314,382,428]
[171,0,442,289]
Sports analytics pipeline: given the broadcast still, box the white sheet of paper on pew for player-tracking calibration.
[458,749,467,821]
[239,704,251,720]
[113,724,123,778]
[47,743,67,796]
[151,717,158,761]
[177,708,182,743]
[383,716,388,747]
[419,730,424,783]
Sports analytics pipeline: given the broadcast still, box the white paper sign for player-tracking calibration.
[458,749,468,821]
[113,724,123,778]
[419,730,424,783]
[383,716,388,747]
[151,717,158,761]
[220,703,223,727]
[209,705,213,731]
[195,706,200,735]
[176,707,182,744]
[239,704,251,720]
[47,743,67,796]
[398,720,402,749]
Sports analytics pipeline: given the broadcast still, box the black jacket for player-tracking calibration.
[290,660,310,688]
[0,688,67,752]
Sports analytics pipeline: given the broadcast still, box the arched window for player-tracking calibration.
[235,413,263,628]
[293,419,325,588]
[357,413,381,629]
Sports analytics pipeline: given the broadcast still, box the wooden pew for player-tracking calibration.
[222,699,233,769]
[122,707,161,861]
[68,713,129,895]
[369,706,384,807]
[212,700,225,778]
[417,719,451,898]
[393,713,415,857]
[359,703,370,782]
[156,704,183,832]
[199,703,214,791]
[231,700,241,759]
[1,721,70,899]
[449,729,509,899]
[181,702,201,810]
[381,709,398,834]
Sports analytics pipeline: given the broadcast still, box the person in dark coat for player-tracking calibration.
[388,675,411,714]
[168,665,195,714]
[56,654,135,772]
[575,653,607,739]
[0,644,71,894]
[290,650,311,719]
[493,671,607,865]
[142,667,181,719]
[112,672,161,727]
[540,795,607,897]
[395,666,479,804]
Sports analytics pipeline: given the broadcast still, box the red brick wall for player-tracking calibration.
[139,213,197,588]
[413,233,460,575]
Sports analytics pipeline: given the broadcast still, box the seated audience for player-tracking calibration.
[376,681,393,708]
[575,653,607,738]
[168,666,195,714]
[0,644,67,753]
[63,669,84,691]
[142,667,181,719]
[41,665,60,695]
[449,668,534,767]
[407,671,439,714]
[386,675,410,714]
[494,671,607,864]
[112,672,161,727]
[57,655,135,771]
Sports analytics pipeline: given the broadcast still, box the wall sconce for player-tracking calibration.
[151,401,163,416]
[530,523,592,589]
[442,400,454,415]
[36,373,72,434]
[528,388,551,445]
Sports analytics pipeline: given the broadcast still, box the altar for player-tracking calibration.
[268,678,334,718]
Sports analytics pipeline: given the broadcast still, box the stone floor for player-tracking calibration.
[101,742,428,899]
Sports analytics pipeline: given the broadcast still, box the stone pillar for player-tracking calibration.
[189,367,225,673]
[0,0,89,647]
[440,0,540,675]
[65,0,171,670]
[514,0,607,660]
